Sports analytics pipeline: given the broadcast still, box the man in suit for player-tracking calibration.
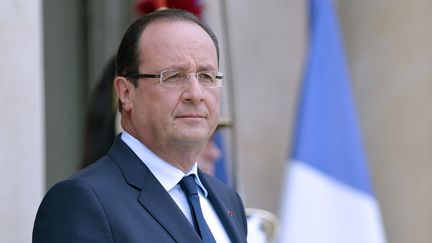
[33,9,247,243]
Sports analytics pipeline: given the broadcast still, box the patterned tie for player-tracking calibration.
[179,175,216,243]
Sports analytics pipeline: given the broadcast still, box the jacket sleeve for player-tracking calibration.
[33,179,114,243]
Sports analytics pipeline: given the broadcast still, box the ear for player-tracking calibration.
[114,76,134,112]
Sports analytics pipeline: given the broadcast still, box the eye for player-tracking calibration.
[162,71,186,83]
[197,72,215,83]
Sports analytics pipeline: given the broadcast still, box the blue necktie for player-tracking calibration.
[179,175,216,243]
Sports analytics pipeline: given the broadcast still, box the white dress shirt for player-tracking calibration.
[121,132,231,242]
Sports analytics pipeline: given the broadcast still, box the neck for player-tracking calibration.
[148,139,205,173]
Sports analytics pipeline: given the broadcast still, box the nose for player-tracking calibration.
[181,75,205,104]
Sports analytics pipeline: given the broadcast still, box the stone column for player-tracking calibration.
[0,0,44,242]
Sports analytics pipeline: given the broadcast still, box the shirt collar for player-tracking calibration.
[184,162,209,197]
[121,132,208,197]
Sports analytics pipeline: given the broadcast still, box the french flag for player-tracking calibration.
[278,0,387,242]
[214,130,230,184]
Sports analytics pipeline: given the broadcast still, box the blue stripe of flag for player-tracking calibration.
[214,130,229,184]
[291,0,372,195]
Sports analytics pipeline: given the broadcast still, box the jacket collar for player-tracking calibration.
[108,134,245,243]
[108,135,202,243]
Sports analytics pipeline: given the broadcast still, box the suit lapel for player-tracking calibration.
[138,174,201,242]
[199,172,245,243]
[108,136,201,243]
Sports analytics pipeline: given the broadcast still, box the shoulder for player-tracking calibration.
[36,155,120,220]
[33,155,126,242]
[71,155,116,179]
[40,156,118,207]
[33,177,114,243]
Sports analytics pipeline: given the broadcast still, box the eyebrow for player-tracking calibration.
[197,64,218,71]
[161,63,218,72]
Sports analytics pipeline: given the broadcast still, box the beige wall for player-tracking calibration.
[224,0,306,209]
[340,1,432,243]
[224,1,432,243]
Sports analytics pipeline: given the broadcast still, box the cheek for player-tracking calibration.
[132,91,156,122]
[206,90,220,111]
[150,92,179,120]
[205,91,220,130]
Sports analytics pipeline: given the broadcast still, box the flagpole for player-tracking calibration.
[219,0,239,189]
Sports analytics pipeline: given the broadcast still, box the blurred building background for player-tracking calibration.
[0,0,431,242]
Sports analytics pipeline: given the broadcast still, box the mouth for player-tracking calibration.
[176,114,207,119]
[175,113,209,125]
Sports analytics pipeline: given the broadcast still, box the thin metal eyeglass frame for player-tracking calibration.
[123,70,224,88]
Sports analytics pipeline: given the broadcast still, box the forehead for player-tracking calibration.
[137,20,218,70]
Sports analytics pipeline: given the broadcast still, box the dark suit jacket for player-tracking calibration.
[33,135,247,243]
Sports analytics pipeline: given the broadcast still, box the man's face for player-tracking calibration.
[126,20,220,155]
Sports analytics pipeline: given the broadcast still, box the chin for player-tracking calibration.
[177,130,210,144]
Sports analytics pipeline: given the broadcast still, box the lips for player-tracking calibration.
[176,113,207,119]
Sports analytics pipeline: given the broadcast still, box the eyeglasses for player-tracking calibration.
[123,70,224,88]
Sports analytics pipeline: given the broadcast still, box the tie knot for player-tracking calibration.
[179,175,198,196]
